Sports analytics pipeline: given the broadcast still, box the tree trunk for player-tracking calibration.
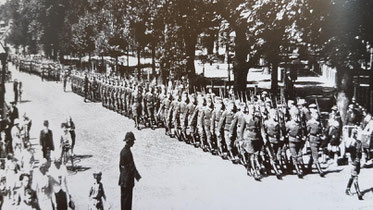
[271,60,279,97]
[152,40,156,77]
[185,33,197,92]
[232,28,249,92]
[137,47,141,80]
[127,47,129,68]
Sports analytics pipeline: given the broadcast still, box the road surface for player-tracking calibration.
[5,63,373,210]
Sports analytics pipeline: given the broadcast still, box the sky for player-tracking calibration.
[0,0,5,6]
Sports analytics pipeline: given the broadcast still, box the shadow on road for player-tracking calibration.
[362,188,373,196]
[19,100,32,104]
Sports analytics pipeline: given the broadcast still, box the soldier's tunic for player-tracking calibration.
[169,99,179,130]
[286,120,304,163]
[264,118,282,160]
[307,118,323,163]
[240,114,262,154]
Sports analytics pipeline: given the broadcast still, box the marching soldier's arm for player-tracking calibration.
[211,111,216,132]
[238,117,245,140]
[229,114,238,135]
[189,107,199,127]
[217,111,226,133]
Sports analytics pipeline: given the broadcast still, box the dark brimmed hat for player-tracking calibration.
[124,132,135,141]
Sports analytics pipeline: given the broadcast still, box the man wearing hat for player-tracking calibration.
[119,131,141,210]
[39,120,54,160]
[346,104,358,126]
[11,118,23,155]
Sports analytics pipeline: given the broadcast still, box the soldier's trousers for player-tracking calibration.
[224,131,233,153]
[198,125,206,145]
[215,131,223,151]
[309,142,321,164]
[289,141,303,164]
[147,106,155,123]
[204,125,213,147]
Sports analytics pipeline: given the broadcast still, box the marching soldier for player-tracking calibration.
[195,95,207,149]
[263,109,283,178]
[132,86,143,130]
[186,94,197,144]
[218,100,236,160]
[322,106,342,162]
[230,102,247,164]
[306,111,326,177]
[175,92,189,141]
[345,129,363,200]
[168,92,180,138]
[211,97,225,155]
[145,87,156,129]
[286,108,305,178]
[239,105,263,180]
[158,92,172,135]
[201,97,214,152]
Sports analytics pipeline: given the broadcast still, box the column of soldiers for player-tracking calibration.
[69,72,373,183]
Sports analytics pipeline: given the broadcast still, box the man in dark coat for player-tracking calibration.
[39,120,54,159]
[119,132,141,210]
[9,102,19,124]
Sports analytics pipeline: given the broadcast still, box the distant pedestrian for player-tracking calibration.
[119,132,141,210]
[40,120,54,160]
[84,74,89,102]
[13,79,18,103]
[9,102,19,125]
[89,171,107,210]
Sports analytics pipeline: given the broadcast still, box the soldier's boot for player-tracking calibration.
[251,157,261,181]
[345,177,354,195]
[316,162,325,177]
[354,181,363,200]
[293,160,303,178]
[271,160,282,179]
[306,158,313,174]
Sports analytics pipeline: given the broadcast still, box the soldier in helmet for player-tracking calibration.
[201,97,214,152]
[230,102,247,164]
[211,97,225,155]
[145,87,156,129]
[286,107,305,178]
[195,94,207,149]
[168,92,180,138]
[132,86,143,130]
[186,94,198,144]
[158,92,172,135]
[306,111,326,177]
[175,92,189,141]
[323,105,342,163]
[218,100,236,160]
[345,129,363,200]
[263,109,283,178]
[239,104,263,180]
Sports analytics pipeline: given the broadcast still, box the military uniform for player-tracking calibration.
[306,116,325,177]
[345,131,363,200]
[218,105,236,159]
[286,118,304,177]
[211,101,224,154]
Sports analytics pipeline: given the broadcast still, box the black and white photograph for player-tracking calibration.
[0,0,372,209]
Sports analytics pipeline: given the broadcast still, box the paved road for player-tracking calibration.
[5,64,373,210]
